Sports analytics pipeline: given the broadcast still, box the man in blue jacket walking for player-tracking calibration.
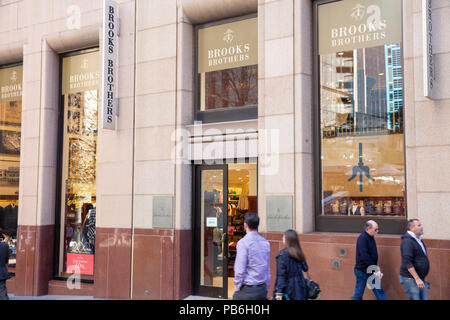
[351,220,387,300]
[399,219,430,300]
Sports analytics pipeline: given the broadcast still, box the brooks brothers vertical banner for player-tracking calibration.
[102,0,119,130]
[198,17,257,73]
[422,0,436,99]
[318,0,402,55]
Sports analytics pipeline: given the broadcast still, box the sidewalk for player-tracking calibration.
[7,294,222,300]
[8,294,107,300]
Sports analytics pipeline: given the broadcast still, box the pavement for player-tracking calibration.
[7,294,223,300]
[8,294,107,300]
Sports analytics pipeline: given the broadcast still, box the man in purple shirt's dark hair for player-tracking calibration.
[232,213,271,300]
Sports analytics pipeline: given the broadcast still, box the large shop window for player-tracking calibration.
[57,50,99,279]
[196,15,258,123]
[315,0,406,234]
[0,64,22,272]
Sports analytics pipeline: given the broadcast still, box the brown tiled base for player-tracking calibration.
[262,232,450,300]
[94,228,132,299]
[14,225,54,296]
[6,276,15,294]
[48,280,94,296]
[130,228,191,300]
[131,229,174,300]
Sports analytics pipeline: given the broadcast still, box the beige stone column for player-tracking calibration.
[404,0,450,240]
[258,0,296,233]
[132,0,178,300]
[294,0,314,234]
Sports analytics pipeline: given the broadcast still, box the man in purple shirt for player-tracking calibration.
[232,213,270,300]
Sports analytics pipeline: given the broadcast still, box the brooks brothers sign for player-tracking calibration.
[198,17,257,73]
[102,0,119,130]
[319,0,402,55]
[0,65,22,103]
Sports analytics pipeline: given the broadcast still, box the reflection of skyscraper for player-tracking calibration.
[320,43,403,138]
[385,43,403,132]
[354,46,387,133]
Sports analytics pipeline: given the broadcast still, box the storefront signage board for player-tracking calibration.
[0,65,22,103]
[318,0,402,55]
[102,0,119,130]
[198,17,257,73]
[206,217,218,227]
[66,253,94,275]
[152,196,174,229]
[266,195,293,232]
[423,0,436,99]
[62,52,100,95]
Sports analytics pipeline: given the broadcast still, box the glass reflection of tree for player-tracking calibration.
[205,65,257,110]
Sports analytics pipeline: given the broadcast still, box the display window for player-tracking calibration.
[0,63,22,271]
[57,50,99,278]
[314,0,406,233]
[195,15,258,123]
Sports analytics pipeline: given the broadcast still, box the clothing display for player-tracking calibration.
[364,201,375,215]
[384,201,392,215]
[237,192,249,211]
[0,202,18,231]
[350,203,361,216]
[375,201,384,215]
[324,197,405,217]
[339,200,349,215]
[393,201,402,216]
[331,201,340,214]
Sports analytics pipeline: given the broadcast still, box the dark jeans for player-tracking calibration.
[0,280,9,300]
[351,268,387,300]
[399,276,428,300]
[233,284,267,300]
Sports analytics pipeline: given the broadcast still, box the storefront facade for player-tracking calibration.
[0,0,448,300]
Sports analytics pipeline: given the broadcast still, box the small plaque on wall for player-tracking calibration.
[266,195,293,232]
[152,196,174,229]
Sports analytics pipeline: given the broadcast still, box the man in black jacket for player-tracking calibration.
[0,237,10,300]
[400,219,430,300]
[351,220,387,300]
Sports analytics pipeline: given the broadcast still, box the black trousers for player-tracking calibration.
[0,280,9,300]
[232,284,267,300]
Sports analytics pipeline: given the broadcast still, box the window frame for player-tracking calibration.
[53,47,99,283]
[312,0,408,234]
[194,13,258,124]
[0,61,23,273]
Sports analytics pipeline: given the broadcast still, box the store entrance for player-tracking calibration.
[193,162,257,299]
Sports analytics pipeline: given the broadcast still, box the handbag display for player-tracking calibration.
[305,278,321,299]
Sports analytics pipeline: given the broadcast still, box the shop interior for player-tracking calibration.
[205,163,257,299]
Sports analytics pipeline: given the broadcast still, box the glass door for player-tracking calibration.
[194,165,228,299]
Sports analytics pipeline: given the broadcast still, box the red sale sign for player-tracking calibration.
[66,253,94,275]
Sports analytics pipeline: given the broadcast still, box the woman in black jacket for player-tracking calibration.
[273,229,310,300]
